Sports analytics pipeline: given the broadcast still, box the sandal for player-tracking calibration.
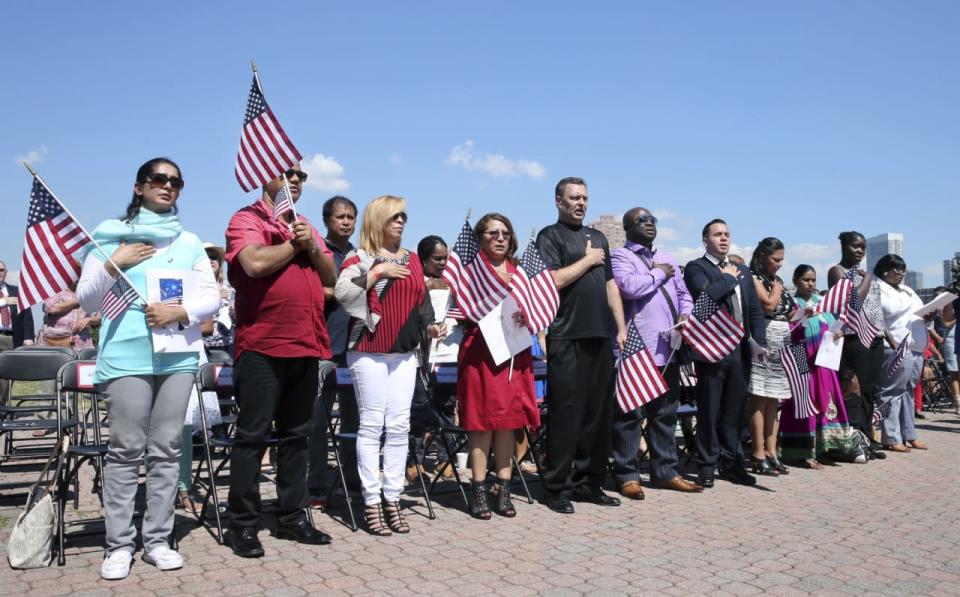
[177,489,198,515]
[469,481,491,520]
[803,458,825,470]
[383,500,410,534]
[493,479,516,518]
[766,456,790,475]
[906,440,928,450]
[364,503,392,536]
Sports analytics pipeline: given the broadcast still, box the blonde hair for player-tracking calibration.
[359,195,406,253]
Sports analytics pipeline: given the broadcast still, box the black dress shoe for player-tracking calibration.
[572,489,621,507]
[697,471,715,489]
[274,519,333,545]
[719,465,757,486]
[870,448,887,460]
[545,495,575,514]
[228,527,264,558]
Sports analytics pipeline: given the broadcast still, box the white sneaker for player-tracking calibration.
[143,545,184,571]
[100,550,133,580]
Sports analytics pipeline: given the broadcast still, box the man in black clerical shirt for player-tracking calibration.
[536,177,627,514]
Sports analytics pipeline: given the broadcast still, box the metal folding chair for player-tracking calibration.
[0,349,77,465]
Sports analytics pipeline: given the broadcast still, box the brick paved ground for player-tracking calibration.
[1,410,959,596]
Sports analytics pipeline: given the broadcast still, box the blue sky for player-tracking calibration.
[3,2,958,297]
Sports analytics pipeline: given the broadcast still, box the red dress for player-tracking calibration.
[457,323,541,431]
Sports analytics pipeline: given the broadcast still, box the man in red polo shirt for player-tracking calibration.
[224,165,337,558]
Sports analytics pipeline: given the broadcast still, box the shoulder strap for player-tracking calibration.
[634,251,680,324]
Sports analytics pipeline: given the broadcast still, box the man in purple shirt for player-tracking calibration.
[610,208,703,497]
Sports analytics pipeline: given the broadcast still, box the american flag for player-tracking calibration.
[814,275,852,319]
[615,320,669,413]
[885,333,911,377]
[272,180,294,221]
[681,293,744,363]
[509,241,559,333]
[100,277,138,320]
[839,267,879,343]
[17,177,91,311]
[873,398,893,425]
[159,278,183,305]
[780,343,817,418]
[234,72,302,193]
[441,220,510,322]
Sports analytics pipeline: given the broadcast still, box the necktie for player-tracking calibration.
[718,260,743,324]
[0,304,10,328]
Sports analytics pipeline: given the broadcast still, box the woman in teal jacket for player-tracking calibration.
[76,157,219,580]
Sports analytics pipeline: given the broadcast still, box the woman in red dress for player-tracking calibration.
[456,213,541,519]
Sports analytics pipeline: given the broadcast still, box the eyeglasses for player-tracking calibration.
[635,215,658,225]
[483,230,511,239]
[284,169,308,182]
[389,212,408,223]
[0,269,6,272]
[143,172,184,190]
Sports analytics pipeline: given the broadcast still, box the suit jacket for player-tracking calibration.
[1,283,35,347]
[682,257,767,356]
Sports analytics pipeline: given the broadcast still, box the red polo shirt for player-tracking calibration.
[225,199,333,361]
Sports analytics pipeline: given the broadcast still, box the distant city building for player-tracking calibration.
[917,288,940,304]
[905,271,923,290]
[588,213,625,249]
[866,233,904,273]
[943,252,960,286]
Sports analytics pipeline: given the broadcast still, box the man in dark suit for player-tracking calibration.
[0,260,36,401]
[683,220,765,488]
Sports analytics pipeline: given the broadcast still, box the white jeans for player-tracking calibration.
[348,351,418,505]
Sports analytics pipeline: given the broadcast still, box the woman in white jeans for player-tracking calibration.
[875,254,929,452]
[335,195,445,535]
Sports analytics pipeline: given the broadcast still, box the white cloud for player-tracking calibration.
[388,153,403,165]
[657,226,680,242]
[652,208,679,221]
[301,153,350,193]
[15,145,47,166]
[446,140,546,179]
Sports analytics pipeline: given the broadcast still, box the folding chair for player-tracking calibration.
[54,359,107,566]
[921,357,952,413]
[76,347,98,361]
[0,349,77,465]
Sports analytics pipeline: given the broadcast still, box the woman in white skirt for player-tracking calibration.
[747,238,798,476]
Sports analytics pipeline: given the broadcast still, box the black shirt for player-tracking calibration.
[323,238,355,358]
[536,221,614,339]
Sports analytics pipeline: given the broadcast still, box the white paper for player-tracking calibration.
[477,295,532,366]
[76,362,96,389]
[145,269,203,354]
[914,291,958,318]
[428,289,463,364]
[814,320,845,371]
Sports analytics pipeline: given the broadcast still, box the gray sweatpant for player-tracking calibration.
[101,373,194,554]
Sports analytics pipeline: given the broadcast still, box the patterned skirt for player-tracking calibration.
[747,319,793,400]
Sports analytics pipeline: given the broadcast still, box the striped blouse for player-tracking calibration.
[335,249,435,354]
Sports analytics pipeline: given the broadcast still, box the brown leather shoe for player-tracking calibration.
[653,476,704,493]
[619,480,645,500]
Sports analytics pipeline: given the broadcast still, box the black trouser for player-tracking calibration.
[543,337,615,498]
[611,363,681,483]
[693,346,747,473]
[308,355,360,495]
[840,335,884,440]
[228,351,318,529]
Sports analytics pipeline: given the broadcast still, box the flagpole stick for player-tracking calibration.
[660,346,678,376]
[23,163,147,304]
[508,356,514,382]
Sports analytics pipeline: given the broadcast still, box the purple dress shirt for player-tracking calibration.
[611,241,693,366]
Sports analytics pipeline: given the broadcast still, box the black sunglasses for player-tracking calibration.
[635,215,658,225]
[284,169,308,182]
[390,212,408,223]
[143,172,185,190]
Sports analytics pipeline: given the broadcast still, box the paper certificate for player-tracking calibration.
[428,288,462,364]
[478,295,532,366]
[814,320,845,371]
[914,291,958,318]
[145,269,203,354]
